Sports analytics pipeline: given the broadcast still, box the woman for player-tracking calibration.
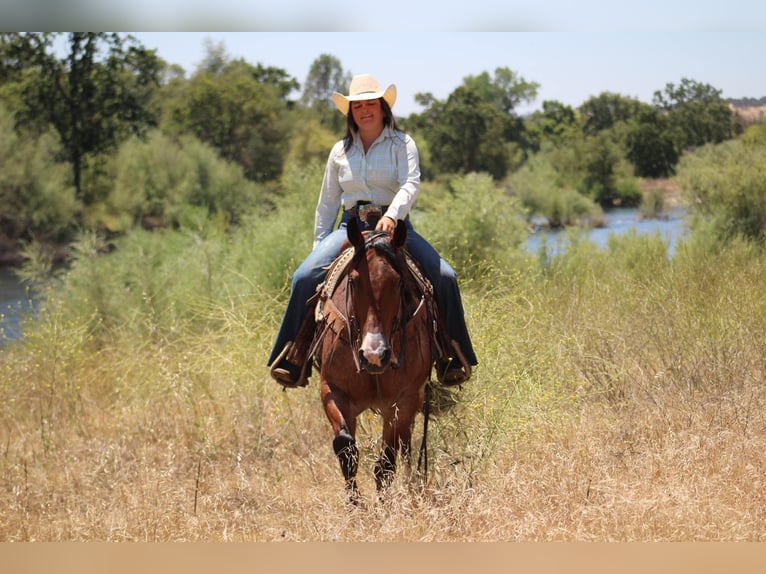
[268,74,477,387]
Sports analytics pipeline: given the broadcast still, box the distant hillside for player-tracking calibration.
[728,96,766,107]
[727,97,766,126]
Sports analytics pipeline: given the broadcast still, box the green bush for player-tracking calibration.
[510,152,602,228]
[0,104,79,243]
[741,117,766,147]
[104,131,263,231]
[40,163,321,344]
[614,177,642,207]
[414,172,529,282]
[678,140,766,245]
[640,188,665,218]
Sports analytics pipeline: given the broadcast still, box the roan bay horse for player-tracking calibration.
[310,217,435,500]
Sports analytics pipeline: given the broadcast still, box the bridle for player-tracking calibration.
[317,231,426,374]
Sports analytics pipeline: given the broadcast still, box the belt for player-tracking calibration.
[345,202,389,223]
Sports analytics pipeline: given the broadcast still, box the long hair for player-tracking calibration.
[342,98,401,152]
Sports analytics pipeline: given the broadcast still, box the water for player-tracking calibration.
[527,206,689,258]
[0,266,35,345]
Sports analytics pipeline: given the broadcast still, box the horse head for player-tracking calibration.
[346,217,408,375]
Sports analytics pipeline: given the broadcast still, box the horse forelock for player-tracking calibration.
[363,231,402,269]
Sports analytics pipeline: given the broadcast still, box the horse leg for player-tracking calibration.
[373,443,396,492]
[374,407,417,493]
[322,388,359,501]
[333,425,359,498]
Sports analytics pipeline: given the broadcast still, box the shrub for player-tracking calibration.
[640,188,665,219]
[0,104,79,244]
[678,140,766,245]
[614,177,642,207]
[510,152,602,228]
[104,131,263,231]
[414,172,528,281]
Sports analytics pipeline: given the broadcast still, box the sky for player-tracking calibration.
[3,0,766,32]
[126,32,766,117]
[3,1,766,117]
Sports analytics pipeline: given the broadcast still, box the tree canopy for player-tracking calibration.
[161,57,295,183]
[300,53,350,133]
[653,77,734,149]
[412,67,538,180]
[0,32,162,203]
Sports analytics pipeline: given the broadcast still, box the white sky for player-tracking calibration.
[128,32,766,116]
[5,1,766,116]
[5,0,765,32]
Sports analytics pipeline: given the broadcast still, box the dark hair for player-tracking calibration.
[342,97,401,152]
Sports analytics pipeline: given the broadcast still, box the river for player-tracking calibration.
[527,206,689,258]
[0,266,35,345]
[0,207,690,345]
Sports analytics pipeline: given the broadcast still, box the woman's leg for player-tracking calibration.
[403,220,478,368]
[267,228,349,367]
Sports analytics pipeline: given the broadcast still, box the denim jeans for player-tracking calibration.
[267,212,478,367]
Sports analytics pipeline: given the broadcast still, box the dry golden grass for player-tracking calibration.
[2,245,766,541]
[2,353,763,541]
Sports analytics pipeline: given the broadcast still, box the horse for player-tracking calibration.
[311,216,434,501]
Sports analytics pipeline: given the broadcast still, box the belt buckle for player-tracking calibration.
[358,203,382,223]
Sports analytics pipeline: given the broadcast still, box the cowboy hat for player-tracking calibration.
[332,74,397,115]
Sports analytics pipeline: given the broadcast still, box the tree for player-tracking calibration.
[653,78,734,149]
[194,38,299,101]
[626,109,680,178]
[301,54,350,132]
[522,99,580,152]
[0,102,78,245]
[579,92,649,134]
[581,132,621,206]
[162,55,297,183]
[679,140,766,244]
[414,67,538,179]
[0,32,162,203]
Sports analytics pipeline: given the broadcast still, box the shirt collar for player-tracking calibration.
[352,125,393,149]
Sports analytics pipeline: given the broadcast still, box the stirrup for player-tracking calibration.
[270,342,309,388]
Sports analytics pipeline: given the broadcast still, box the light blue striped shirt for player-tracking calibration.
[314,126,421,247]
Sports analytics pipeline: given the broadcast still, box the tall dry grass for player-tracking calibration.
[2,226,765,541]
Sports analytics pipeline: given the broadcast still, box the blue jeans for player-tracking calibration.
[267,213,478,367]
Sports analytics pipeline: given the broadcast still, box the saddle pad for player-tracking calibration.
[315,246,356,323]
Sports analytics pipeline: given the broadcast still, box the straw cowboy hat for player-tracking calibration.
[332,74,397,115]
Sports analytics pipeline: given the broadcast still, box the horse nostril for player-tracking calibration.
[358,342,391,373]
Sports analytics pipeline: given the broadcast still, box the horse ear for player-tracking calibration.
[392,219,407,249]
[347,216,364,248]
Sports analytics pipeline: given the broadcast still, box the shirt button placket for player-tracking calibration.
[361,152,370,201]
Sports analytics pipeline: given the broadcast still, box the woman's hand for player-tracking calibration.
[376,216,396,235]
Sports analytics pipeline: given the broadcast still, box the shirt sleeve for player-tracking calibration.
[313,141,344,248]
[384,134,421,222]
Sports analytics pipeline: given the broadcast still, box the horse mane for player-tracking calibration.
[358,231,424,301]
